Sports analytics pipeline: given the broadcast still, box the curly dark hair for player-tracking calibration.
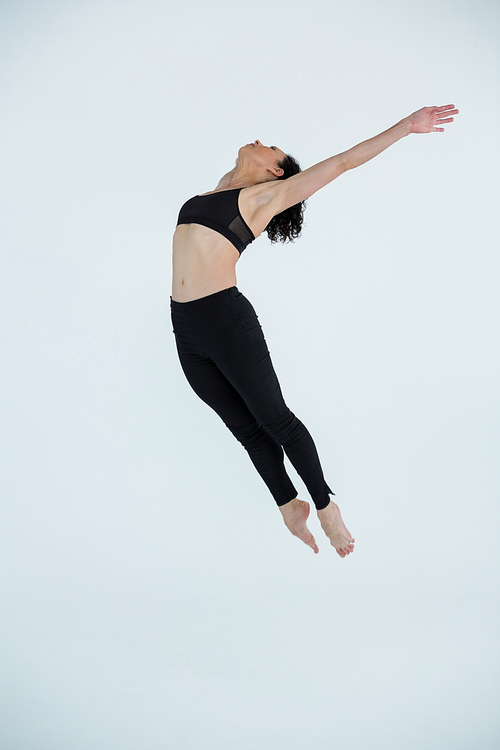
[265,152,306,244]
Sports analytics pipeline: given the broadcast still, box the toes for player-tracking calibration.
[336,543,355,557]
[308,535,319,554]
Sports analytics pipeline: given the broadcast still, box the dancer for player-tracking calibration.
[170,105,458,556]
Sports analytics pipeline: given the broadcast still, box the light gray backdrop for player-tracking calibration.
[1,1,499,748]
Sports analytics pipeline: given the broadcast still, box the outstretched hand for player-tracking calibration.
[409,104,459,133]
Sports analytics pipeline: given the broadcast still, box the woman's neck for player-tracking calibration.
[217,161,269,191]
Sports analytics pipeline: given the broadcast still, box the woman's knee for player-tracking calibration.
[262,410,302,443]
[225,414,266,446]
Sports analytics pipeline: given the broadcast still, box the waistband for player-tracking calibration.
[170,286,239,312]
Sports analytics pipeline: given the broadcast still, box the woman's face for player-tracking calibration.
[238,140,286,171]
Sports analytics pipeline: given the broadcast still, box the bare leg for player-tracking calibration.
[279,497,319,554]
[317,501,355,558]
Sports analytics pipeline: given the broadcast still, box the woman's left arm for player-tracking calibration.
[267,105,459,213]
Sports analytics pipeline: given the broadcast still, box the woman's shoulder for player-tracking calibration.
[241,181,282,208]
[197,182,276,208]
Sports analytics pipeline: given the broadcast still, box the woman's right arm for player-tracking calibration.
[266,105,458,214]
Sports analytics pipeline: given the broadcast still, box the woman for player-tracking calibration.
[171,105,458,557]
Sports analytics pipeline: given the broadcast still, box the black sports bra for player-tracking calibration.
[176,188,255,255]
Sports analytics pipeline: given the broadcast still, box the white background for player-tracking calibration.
[1,1,499,748]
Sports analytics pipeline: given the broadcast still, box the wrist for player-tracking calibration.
[398,115,413,137]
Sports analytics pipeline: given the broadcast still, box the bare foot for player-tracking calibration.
[279,497,319,554]
[317,501,355,558]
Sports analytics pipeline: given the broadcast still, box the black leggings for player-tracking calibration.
[170,286,333,510]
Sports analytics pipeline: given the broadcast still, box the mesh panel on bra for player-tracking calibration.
[228,215,254,249]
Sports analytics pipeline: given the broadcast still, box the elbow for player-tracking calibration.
[340,153,355,172]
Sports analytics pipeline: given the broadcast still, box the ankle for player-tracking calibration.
[279,496,299,514]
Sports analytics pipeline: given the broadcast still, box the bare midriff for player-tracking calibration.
[171,223,241,302]
[171,183,280,302]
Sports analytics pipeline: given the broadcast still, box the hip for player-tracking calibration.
[170,286,262,345]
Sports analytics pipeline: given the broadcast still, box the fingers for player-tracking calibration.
[433,115,456,132]
[435,106,459,119]
[432,106,458,132]
[436,105,459,116]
